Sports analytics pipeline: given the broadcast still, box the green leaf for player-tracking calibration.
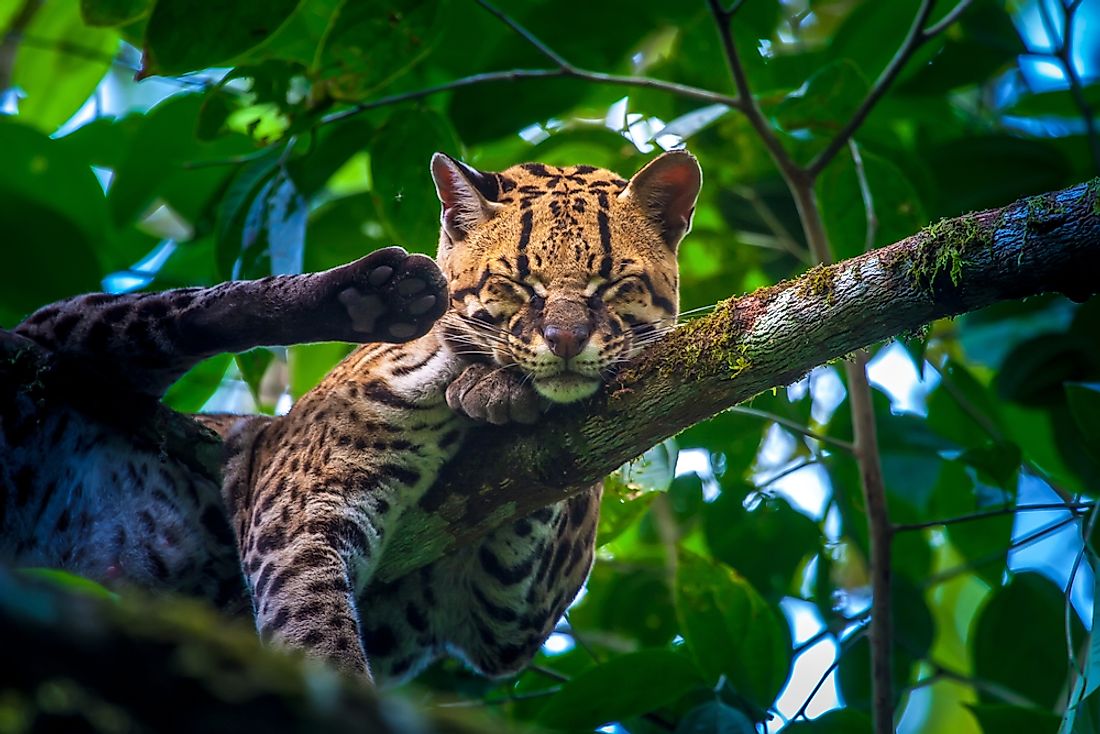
[925,136,1073,215]
[1005,84,1100,119]
[163,355,232,413]
[973,572,1084,710]
[704,492,820,600]
[995,334,1100,409]
[536,649,703,730]
[10,1,117,132]
[970,704,1059,734]
[316,0,446,101]
[17,568,118,602]
[675,552,790,708]
[235,170,308,278]
[143,0,303,75]
[1065,383,1100,449]
[838,577,933,710]
[0,120,107,324]
[288,342,352,398]
[771,60,869,138]
[598,474,659,547]
[783,709,872,733]
[675,700,755,734]
[816,146,926,261]
[369,109,461,251]
[235,349,276,410]
[214,149,283,279]
[80,0,152,26]
[569,562,678,648]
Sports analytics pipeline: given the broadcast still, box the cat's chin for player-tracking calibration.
[533,373,601,403]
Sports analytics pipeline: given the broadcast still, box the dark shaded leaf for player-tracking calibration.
[973,572,1084,710]
[81,0,151,27]
[704,492,820,600]
[369,109,460,251]
[675,700,755,734]
[316,0,445,101]
[675,552,790,708]
[536,649,703,730]
[163,355,233,413]
[144,0,302,74]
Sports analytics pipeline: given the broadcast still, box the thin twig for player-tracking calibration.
[1036,0,1100,173]
[320,67,740,126]
[473,0,571,68]
[792,625,869,721]
[893,502,1094,533]
[925,514,1082,587]
[756,456,822,490]
[728,405,854,452]
[706,0,801,181]
[848,139,878,251]
[806,0,974,178]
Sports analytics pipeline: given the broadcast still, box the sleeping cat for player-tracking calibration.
[1,150,701,684]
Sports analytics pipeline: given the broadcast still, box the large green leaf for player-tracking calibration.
[0,120,107,324]
[536,649,703,730]
[704,492,820,600]
[81,0,152,27]
[143,0,303,75]
[316,0,446,101]
[674,700,755,734]
[369,109,460,251]
[675,552,790,708]
[9,0,117,132]
[162,355,233,413]
[972,572,1083,710]
[771,60,869,140]
[783,709,873,733]
[968,705,1059,734]
[1066,383,1100,449]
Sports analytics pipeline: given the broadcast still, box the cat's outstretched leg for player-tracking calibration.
[14,246,448,396]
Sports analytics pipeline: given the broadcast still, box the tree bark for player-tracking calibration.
[377,179,1100,581]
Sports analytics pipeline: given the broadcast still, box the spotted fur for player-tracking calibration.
[218,151,702,681]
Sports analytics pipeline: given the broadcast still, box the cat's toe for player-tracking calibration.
[338,248,449,342]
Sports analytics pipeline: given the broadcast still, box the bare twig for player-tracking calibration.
[728,405,854,452]
[894,501,1093,533]
[848,139,878,251]
[925,514,1082,587]
[845,352,894,734]
[321,66,740,126]
[706,0,801,181]
[1036,0,1100,173]
[806,0,975,178]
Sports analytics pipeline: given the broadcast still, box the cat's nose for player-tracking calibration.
[542,323,591,359]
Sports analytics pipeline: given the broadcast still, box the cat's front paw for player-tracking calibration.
[446,363,540,425]
[331,246,449,342]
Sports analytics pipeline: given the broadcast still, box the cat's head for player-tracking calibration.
[430,151,702,403]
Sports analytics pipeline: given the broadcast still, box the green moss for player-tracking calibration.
[796,263,841,304]
[908,214,986,292]
[648,297,753,382]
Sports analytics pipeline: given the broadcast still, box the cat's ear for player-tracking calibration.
[430,153,502,242]
[619,150,702,249]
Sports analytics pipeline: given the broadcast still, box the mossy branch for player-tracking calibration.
[377,179,1100,582]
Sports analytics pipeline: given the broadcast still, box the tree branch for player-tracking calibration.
[377,178,1100,581]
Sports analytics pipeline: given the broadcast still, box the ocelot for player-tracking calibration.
[0,150,702,684]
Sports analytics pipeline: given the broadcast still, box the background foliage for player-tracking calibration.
[2,0,1100,732]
